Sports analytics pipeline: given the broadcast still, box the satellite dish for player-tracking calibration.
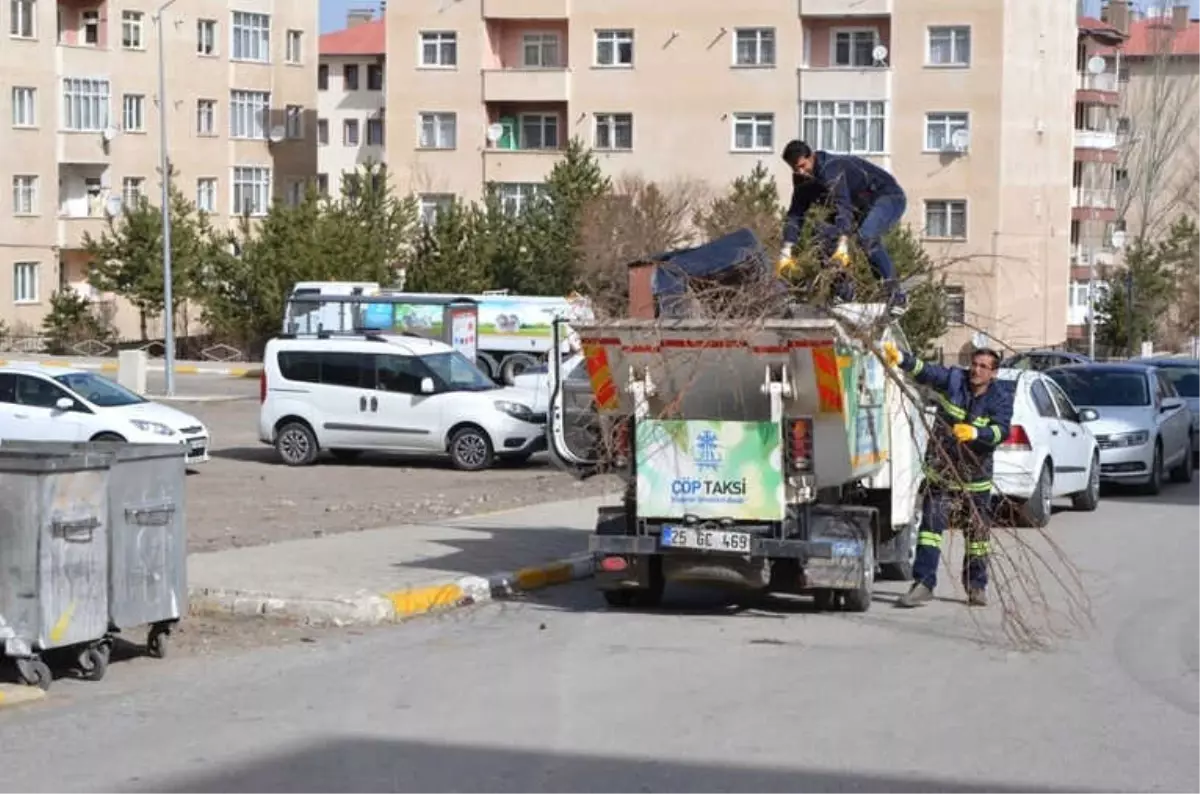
[872,44,889,63]
[268,125,286,143]
[101,126,117,142]
[950,128,970,150]
[485,123,504,144]
[104,195,123,216]
[1087,55,1106,75]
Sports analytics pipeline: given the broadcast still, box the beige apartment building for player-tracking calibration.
[385,0,1079,356]
[317,8,386,195]
[0,0,318,343]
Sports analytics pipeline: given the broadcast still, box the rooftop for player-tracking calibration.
[319,18,385,57]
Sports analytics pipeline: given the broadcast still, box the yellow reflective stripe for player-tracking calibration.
[922,469,995,493]
[988,425,1004,445]
[961,480,993,493]
[933,392,966,420]
[917,531,943,548]
[967,542,991,557]
[911,358,924,376]
[972,416,990,427]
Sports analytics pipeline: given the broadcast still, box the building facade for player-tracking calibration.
[0,0,318,342]
[385,0,1079,356]
[317,9,386,196]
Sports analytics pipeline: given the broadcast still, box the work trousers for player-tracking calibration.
[912,488,992,591]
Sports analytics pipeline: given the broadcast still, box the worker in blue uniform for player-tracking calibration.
[881,342,1015,607]
[778,140,908,313]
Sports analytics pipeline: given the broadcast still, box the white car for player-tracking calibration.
[259,333,547,470]
[510,353,584,413]
[992,368,1101,527]
[0,364,211,464]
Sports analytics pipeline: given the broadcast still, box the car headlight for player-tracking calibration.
[129,419,176,436]
[1107,430,1149,448]
[494,400,535,421]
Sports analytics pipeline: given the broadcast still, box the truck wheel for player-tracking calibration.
[842,535,875,613]
[601,584,663,609]
[499,353,540,385]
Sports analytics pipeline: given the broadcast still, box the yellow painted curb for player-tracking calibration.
[40,360,72,367]
[99,362,118,372]
[175,365,199,375]
[514,561,575,590]
[384,582,468,617]
[0,684,46,711]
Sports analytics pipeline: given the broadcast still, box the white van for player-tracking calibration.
[258,332,546,470]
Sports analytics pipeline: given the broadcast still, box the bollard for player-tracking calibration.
[117,349,148,395]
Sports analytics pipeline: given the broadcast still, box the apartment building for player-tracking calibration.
[318,8,386,196]
[385,0,1078,355]
[0,0,318,342]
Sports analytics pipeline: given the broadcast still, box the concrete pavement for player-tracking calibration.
[0,481,1194,792]
[187,494,611,625]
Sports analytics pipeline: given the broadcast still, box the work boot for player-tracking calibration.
[897,582,934,608]
[967,588,989,607]
[887,290,909,316]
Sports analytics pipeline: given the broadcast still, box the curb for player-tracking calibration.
[0,683,47,711]
[0,357,261,378]
[188,553,594,627]
[154,394,254,404]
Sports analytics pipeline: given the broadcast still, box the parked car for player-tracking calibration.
[992,368,1101,527]
[0,364,211,464]
[1130,357,1199,469]
[1046,363,1194,494]
[1001,349,1091,372]
[259,332,546,470]
[510,353,584,414]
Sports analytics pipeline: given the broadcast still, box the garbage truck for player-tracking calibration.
[544,228,929,612]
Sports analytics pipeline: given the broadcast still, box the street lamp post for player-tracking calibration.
[155,0,179,396]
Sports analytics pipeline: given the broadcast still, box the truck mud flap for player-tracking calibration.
[804,504,877,591]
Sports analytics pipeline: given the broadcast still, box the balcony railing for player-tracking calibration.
[1074,128,1119,150]
[1073,187,1117,209]
[797,65,891,101]
[482,68,570,103]
[482,0,568,18]
[1075,71,1119,92]
[801,0,892,15]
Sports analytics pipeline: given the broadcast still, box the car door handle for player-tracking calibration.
[370,396,378,412]
[359,396,367,411]
[13,413,28,419]
[1051,429,1059,436]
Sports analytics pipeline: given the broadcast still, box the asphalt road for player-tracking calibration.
[1,481,1196,793]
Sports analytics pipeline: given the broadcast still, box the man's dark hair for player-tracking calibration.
[971,348,1002,369]
[782,140,812,167]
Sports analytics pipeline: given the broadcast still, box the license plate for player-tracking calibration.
[188,439,206,452]
[660,526,752,554]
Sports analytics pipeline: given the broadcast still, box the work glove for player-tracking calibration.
[880,341,902,368]
[831,236,851,268]
[952,423,979,443]
[776,245,798,277]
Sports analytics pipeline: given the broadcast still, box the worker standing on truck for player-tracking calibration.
[777,140,908,313]
[881,342,1014,607]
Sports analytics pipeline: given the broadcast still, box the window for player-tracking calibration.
[520,113,558,149]
[418,112,455,149]
[594,113,632,150]
[928,26,970,66]
[344,63,359,90]
[833,31,882,69]
[943,285,965,324]
[13,262,38,303]
[10,0,35,38]
[376,355,425,394]
[367,63,384,90]
[495,183,542,216]
[419,31,457,67]
[196,177,216,212]
[285,29,302,63]
[1116,116,1131,136]
[12,175,37,215]
[196,99,216,135]
[732,112,773,152]
[285,104,303,138]
[924,112,968,151]
[366,117,384,146]
[317,64,329,91]
[595,29,633,66]
[12,86,35,127]
[197,19,216,55]
[231,11,270,63]
[121,177,144,207]
[419,193,453,225]
[61,78,110,132]
[231,165,271,216]
[1030,380,1058,418]
[924,199,967,239]
[734,28,775,66]
[286,179,305,206]
[122,94,145,132]
[315,173,329,196]
[801,100,886,154]
[316,118,328,145]
[81,9,98,44]
[121,11,143,49]
[343,118,359,146]
[229,89,269,139]
[522,32,560,67]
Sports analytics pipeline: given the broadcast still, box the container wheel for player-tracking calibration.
[15,657,52,690]
[147,627,169,659]
[79,644,110,682]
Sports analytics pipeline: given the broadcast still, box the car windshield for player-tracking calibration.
[421,352,498,391]
[1048,369,1149,407]
[1158,366,1199,398]
[53,372,147,407]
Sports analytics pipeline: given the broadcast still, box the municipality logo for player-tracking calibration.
[693,429,722,471]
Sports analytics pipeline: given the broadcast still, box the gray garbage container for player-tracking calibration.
[0,449,113,690]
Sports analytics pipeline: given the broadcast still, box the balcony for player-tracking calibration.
[483,148,563,183]
[1075,70,1118,92]
[482,0,568,18]
[797,66,891,101]
[801,0,891,15]
[1074,128,1118,150]
[57,215,109,249]
[1073,186,1117,210]
[483,68,570,103]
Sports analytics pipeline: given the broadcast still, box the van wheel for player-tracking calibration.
[275,421,319,466]
[448,426,494,471]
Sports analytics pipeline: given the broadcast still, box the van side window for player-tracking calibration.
[376,354,424,394]
[278,351,320,383]
[321,353,375,388]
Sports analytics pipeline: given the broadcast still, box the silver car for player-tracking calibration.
[1131,357,1199,469]
[1046,363,1194,495]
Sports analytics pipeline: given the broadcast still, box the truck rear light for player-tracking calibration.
[1002,424,1032,451]
[787,417,814,473]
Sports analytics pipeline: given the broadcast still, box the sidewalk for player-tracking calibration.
[188,493,614,626]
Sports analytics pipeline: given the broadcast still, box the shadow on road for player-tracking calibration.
[136,735,1096,793]
[1100,480,1199,507]
[210,445,549,471]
